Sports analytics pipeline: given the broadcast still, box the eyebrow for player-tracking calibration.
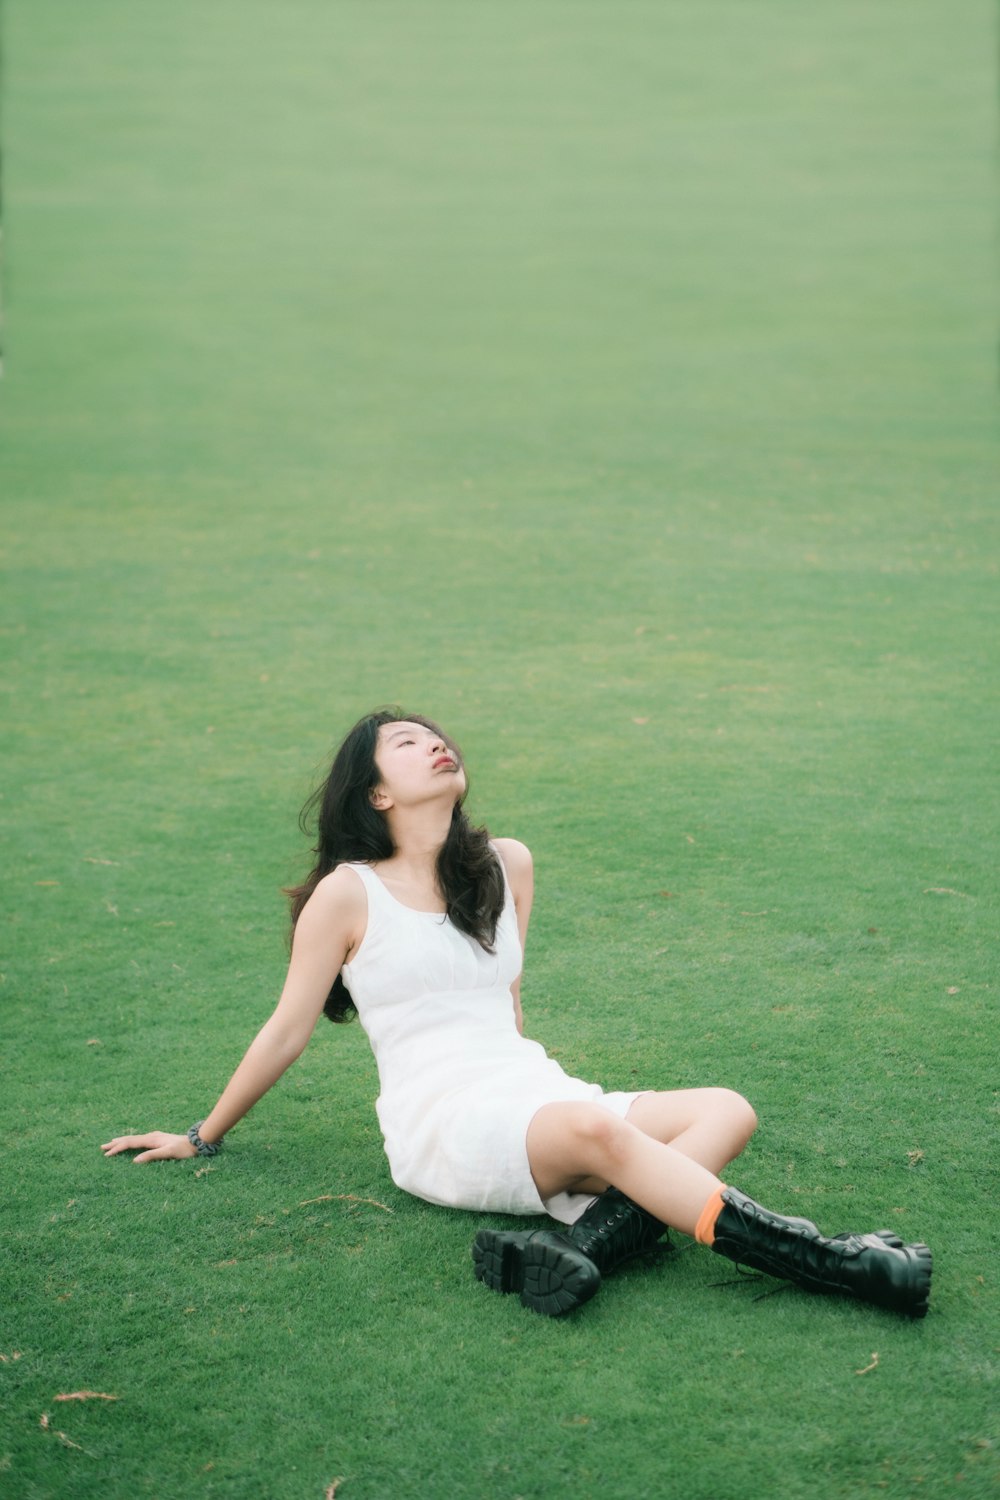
[384,726,426,743]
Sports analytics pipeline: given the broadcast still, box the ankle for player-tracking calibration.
[694,1186,728,1246]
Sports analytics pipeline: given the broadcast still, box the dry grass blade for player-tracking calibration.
[54,1391,119,1402]
[855,1352,880,1376]
[40,1414,92,1454]
[325,1479,345,1499]
[55,1430,90,1452]
[298,1194,394,1214]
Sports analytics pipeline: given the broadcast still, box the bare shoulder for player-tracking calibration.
[492,837,533,873]
[492,838,534,897]
[312,863,368,912]
[297,864,368,946]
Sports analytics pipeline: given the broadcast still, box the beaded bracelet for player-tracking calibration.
[187,1121,223,1157]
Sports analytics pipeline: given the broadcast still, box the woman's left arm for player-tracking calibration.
[493,838,534,1035]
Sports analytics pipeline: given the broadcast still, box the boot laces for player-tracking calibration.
[723,1196,826,1281]
[575,1209,631,1256]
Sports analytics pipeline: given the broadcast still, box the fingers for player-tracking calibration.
[100,1133,164,1157]
[101,1136,142,1155]
[101,1132,196,1163]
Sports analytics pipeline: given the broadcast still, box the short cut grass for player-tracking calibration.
[2,2,997,1497]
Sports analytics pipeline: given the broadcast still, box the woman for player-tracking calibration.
[102,709,932,1319]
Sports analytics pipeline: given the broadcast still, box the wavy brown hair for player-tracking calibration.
[286,708,505,1022]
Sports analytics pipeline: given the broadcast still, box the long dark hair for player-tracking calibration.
[286,708,505,1023]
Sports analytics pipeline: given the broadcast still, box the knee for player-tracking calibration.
[567,1105,632,1169]
[713,1088,758,1145]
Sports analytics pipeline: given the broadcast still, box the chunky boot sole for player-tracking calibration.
[866,1239,933,1319]
[833,1230,932,1318]
[472,1229,601,1317]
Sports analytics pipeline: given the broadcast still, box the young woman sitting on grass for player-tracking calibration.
[102,709,932,1319]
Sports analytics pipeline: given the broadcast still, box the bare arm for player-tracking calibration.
[100,866,366,1163]
[493,837,534,1035]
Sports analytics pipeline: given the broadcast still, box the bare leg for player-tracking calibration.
[526,1101,731,1237]
[483,1096,931,1319]
[527,1088,757,1217]
[626,1088,757,1175]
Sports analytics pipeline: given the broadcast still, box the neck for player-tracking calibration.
[382,804,455,874]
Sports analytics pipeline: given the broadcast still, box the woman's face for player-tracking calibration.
[372,720,467,810]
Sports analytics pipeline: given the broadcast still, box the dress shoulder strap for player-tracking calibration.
[341,861,381,899]
[489,841,513,897]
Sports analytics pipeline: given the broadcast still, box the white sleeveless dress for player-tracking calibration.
[340,859,641,1225]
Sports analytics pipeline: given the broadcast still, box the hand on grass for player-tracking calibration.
[101,1132,198,1163]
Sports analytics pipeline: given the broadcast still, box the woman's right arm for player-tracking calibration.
[100,866,366,1164]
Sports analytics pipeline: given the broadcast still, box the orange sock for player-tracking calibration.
[694,1187,728,1246]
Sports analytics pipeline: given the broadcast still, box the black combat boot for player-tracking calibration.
[472,1227,601,1317]
[710,1188,932,1318]
[565,1187,670,1271]
[472,1188,668,1318]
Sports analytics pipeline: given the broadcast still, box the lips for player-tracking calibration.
[434,755,457,770]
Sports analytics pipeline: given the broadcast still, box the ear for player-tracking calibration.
[370,785,392,812]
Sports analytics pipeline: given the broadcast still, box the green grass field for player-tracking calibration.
[2,3,998,1496]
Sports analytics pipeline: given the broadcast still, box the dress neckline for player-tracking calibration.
[362,862,448,917]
